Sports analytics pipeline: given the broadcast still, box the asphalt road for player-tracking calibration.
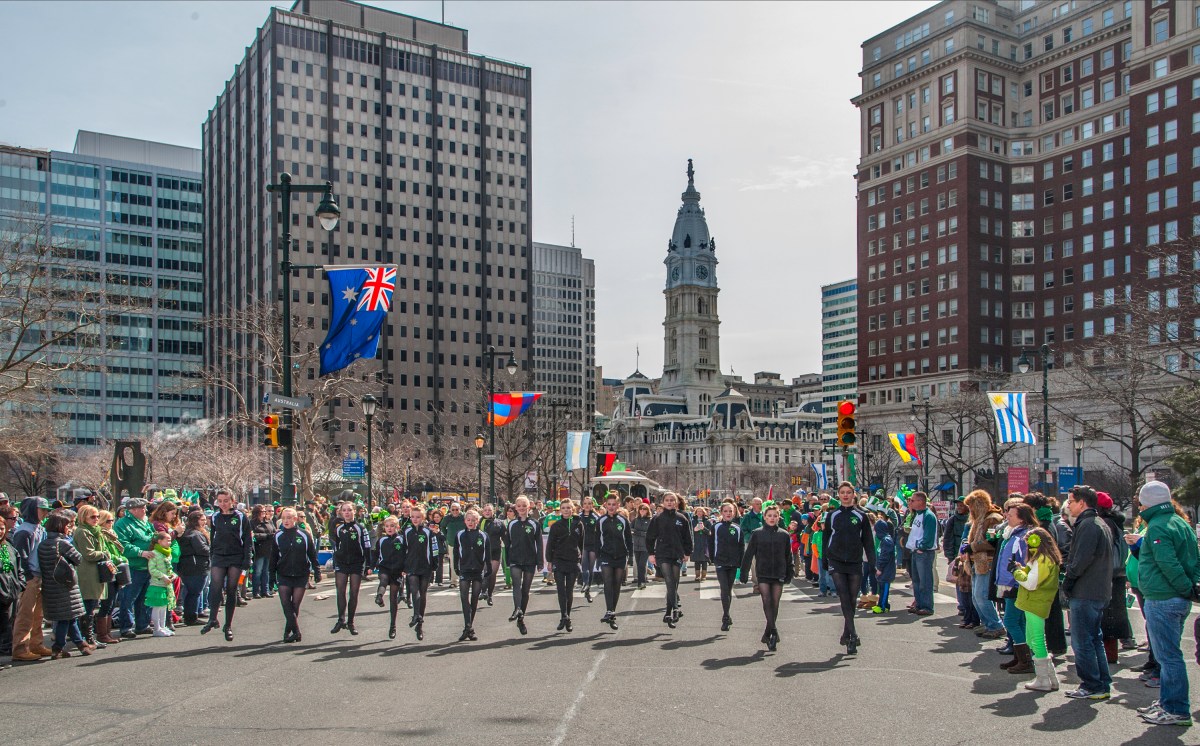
[6,571,1200,746]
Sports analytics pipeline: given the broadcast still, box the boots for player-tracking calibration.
[1103,637,1118,664]
[1006,643,1034,674]
[96,616,121,644]
[79,614,104,650]
[1024,657,1060,692]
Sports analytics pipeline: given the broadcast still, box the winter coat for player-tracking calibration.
[995,525,1032,590]
[73,525,111,602]
[740,510,764,535]
[631,516,651,553]
[209,510,252,568]
[11,497,46,577]
[38,533,84,622]
[1015,554,1060,619]
[875,521,897,584]
[690,517,713,562]
[942,511,969,559]
[252,518,278,560]
[148,549,175,588]
[1099,510,1129,579]
[1136,502,1200,601]
[441,513,466,546]
[272,526,321,580]
[740,525,793,583]
[545,516,584,567]
[1061,508,1113,602]
[645,509,694,561]
[710,520,745,569]
[964,511,1004,576]
[177,529,210,577]
[113,514,155,571]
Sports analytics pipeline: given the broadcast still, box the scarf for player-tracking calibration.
[0,542,12,574]
[153,543,172,558]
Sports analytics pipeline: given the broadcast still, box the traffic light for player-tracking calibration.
[836,400,857,447]
[263,414,280,448]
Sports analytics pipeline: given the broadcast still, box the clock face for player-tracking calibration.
[696,265,709,280]
[671,266,680,282]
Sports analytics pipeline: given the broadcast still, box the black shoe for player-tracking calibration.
[347,621,358,636]
[388,625,397,640]
[331,620,345,634]
[415,622,424,641]
[236,599,248,607]
[557,617,567,631]
[200,621,218,636]
[564,618,572,633]
[637,584,645,590]
[516,615,528,635]
[721,616,731,632]
[606,614,618,631]
[408,615,418,628]
[664,613,676,629]
[134,627,152,636]
[223,627,234,642]
[508,610,519,622]
[468,627,478,641]
[375,594,384,608]
[584,589,592,603]
[839,632,849,646]
[120,629,138,639]
[405,597,412,609]
[283,628,296,643]
[458,627,472,642]
[762,629,771,644]
[294,631,302,643]
[485,595,494,607]
[847,636,859,655]
[672,608,681,623]
[767,631,777,652]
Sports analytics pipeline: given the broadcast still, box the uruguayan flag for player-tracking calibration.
[987,392,1037,444]
[565,431,591,471]
[811,462,828,491]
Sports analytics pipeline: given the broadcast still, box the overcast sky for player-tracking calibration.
[0,0,931,381]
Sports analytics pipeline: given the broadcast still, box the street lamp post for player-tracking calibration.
[405,459,412,499]
[474,434,485,507]
[482,345,517,504]
[1018,343,1053,492]
[361,394,378,512]
[1073,433,1084,484]
[859,429,871,488]
[910,399,932,492]
[265,172,340,504]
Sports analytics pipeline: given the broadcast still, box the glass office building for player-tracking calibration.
[0,131,204,445]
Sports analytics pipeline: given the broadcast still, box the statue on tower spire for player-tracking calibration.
[687,158,694,188]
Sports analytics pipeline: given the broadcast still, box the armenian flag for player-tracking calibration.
[487,392,542,427]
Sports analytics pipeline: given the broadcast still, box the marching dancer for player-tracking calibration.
[454,508,488,641]
[740,504,792,651]
[710,502,745,631]
[596,493,633,630]
[202,490,252,641]
[375,516,406,639]
[399,506,438,640]
[271,508,322,643]
[328,501,372,635]
[645,493,692,629]
[822,482,876,655]
[545,499,583,631]
[503,495,542,635]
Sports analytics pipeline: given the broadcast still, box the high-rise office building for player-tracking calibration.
[820,279,857,448]
[532,241,595,429]
[855,0,1199,412]
[0,131,204,445]
[203,0,533,461]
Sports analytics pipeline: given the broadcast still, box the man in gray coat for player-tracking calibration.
[1061,485,1113,700]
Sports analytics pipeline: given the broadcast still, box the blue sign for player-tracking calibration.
[1057,466,1080,493]
[342,458,365,480]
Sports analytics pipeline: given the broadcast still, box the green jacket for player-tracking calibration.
[740,510,764,534]
[1015,554,1060,619]
[1137,502,1200,601]
[114,515,155,571]
[1126,525,1146,590]
[442,513,467,546]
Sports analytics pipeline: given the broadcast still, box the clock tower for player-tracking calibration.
[661,159,722,415]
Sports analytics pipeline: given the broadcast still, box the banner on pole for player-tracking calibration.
[565,431,591,471]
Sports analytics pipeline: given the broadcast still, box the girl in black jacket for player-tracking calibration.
[328,501,372,635]
[400,506,439,640]
[645,493,693,628]
[740,505,793,651]
[177,513,210,625]
[596,494,633,629]
[453,508,489,641]
[578,499,600,603]
[503,495,542,635]
[710,502,745,631]
[202,490,252,641]
[375,516,406,640]
[822,482,876,655]
[250,506,277,598]
[481,504,505,606]
[545,499,584,632]
[271,508,322,643]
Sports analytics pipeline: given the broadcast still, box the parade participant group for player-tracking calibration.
[1,479,1198,728]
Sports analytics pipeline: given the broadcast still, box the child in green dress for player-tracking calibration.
[147,531,178,637]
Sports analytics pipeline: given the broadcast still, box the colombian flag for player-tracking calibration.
[488,392,542,427]
[888,432,922,465]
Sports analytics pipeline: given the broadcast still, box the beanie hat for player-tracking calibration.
[1096,491,1113,510]
[1138,480,1172,508]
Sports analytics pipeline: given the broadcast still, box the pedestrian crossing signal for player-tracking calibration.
[263,414,280,449]
[836,400,857,447]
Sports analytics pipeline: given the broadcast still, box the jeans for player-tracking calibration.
[1004,597,1027,644]
[1069,597,1112,693]
[253,555,271,596]
[860,561,878,595]
[115,568,151,632]
[909,550,935,611]
[53,619,83,649]
[1144,596,1191,716]
[971,573,1004,631]
[180,574,209,619]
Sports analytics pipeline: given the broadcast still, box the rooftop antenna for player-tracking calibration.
[636,345,640,372]
[441,0,445,23]
[571,215,576,248]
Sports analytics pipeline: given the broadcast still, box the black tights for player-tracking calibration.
[379,573,403,628]
[716,567,737,618]
[580,550,598,591]
[335,572,362,623]
[486,560,501,599]
[278,583,307,636]
[407,573,431,621]
[511,566,534,614]
[831,570,862,640]
[553,568,579,618]
[601,564,626,613]
[660,560,681,614]
[209,566,242,628]
[758,580,782,632]
[459,575,482,627]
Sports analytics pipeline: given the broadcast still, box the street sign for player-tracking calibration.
[265,393,312,410]
[482,455,498,462]
[1057,466,1080,492]
[1038,457,1060,464]
[342,457,365,480]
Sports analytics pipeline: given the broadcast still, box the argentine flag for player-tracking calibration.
[987,392,1037,444]
[565,431,591,471]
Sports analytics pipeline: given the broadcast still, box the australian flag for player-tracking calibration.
[319,265,396,376]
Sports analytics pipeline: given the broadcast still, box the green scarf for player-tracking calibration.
[153,543,172,558]
[0,542,12,574]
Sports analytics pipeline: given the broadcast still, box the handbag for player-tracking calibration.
[113,562,132,588]
[98,559,117,584]
[52,541,77,589]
